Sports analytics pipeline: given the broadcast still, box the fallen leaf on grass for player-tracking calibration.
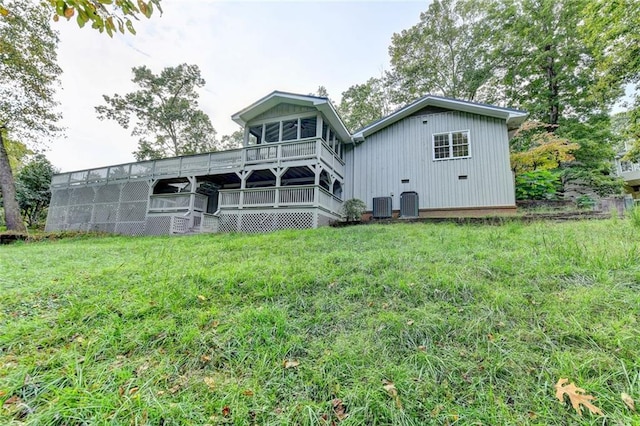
[332,398,348,420]
[2,395,22,409]
[197,295,207,301]
[204,377,216,390]
[382,379,403,409]
[554,378,602,416]
[283,360,300,369]
[242,389,254,397]
[221,405,231,417]
[129,387,139,395]
[621,392,635,411]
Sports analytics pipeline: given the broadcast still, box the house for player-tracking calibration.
[45,91,528,235]
[615,150,640,200]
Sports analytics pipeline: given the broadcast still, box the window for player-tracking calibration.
[249,116,319,144]
[432,130,470,160]
[282,119,298,141]
[300,117,317,138]
[265,122,280,143]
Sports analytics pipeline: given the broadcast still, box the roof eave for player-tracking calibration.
[353,96,529,139]
[231,91,352,143]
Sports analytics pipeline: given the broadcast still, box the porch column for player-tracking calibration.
[187,176,196,228]
[272,167,283,208]
[238,171,248,210]
[243,126,250,147]
[316,114,323,140]
[313,165,320,207]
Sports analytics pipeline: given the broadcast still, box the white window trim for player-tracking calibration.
[432,129,471,161]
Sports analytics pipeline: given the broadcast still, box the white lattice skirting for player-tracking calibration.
[217,209,339,233]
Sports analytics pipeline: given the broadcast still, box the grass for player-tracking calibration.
[1,220,640,425]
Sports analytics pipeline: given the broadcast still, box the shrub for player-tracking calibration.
[576,195,596,210]
[342,198,366,221]
[515,170,560,200]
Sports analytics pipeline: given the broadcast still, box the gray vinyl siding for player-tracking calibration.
[345,111,515,210]
[252,103,316,122]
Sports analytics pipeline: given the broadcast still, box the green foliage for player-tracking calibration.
[4,138,32,173]
[582,1,639,94]
[515,169,560,200]
[314,85,329,98]
[576,195,596,210]
[0,0,61,232]
[38,0,162,37]
[510,121,579,173]
[15,154,55,227]
[557,116,624,197]
[341,198,366,221]
[484,0,617,124]
[1,222,640,423]
[219,129,243,150]
[96,64,221,161]
[620,99,640,163]
[388,0,493,103]
[627,205,640,229]
[338,77,391,132]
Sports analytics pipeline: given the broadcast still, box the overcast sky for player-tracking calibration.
[48,0,427,172]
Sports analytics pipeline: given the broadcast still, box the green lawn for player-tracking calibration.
[1,220,639,425]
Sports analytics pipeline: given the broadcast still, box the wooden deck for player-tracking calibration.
[50,138,344,188]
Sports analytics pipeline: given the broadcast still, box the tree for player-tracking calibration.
[16,154,55,227]
[582,1,639,99]
[315,86,329,98]
[1,0,162,37]
[583,1,640,160]
[557,115,624,196]
[96,64,221,161]
[510,121,579,174]
[339,77,392,132]
[5,139,32,172]
[220,129,244,150]
[484,0,618,128]
[0,1,61,232]
[388,0,495,103]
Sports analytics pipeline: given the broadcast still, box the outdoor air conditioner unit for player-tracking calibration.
[372,197,392,219]
[400,191,419,217]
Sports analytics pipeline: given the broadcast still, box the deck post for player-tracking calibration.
[316,114,323,140]
[313,165,320,207]
[239,171,248,210]
[273,167,282,208]
[188,176,196,229]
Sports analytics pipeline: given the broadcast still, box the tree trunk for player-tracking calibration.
[544,44,559,131]
[0,130,26,232]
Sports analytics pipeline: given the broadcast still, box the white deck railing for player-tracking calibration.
[218,185,342,214]
[148,193,207,213]
[52,138,344,188]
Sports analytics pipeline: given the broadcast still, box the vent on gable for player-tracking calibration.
[400,192,419,217]
[372,197,392,219]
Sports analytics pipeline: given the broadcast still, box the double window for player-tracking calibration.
[432,130,470,160]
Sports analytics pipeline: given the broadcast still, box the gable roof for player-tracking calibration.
[352,95,528,141]
[231,91,352,143]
